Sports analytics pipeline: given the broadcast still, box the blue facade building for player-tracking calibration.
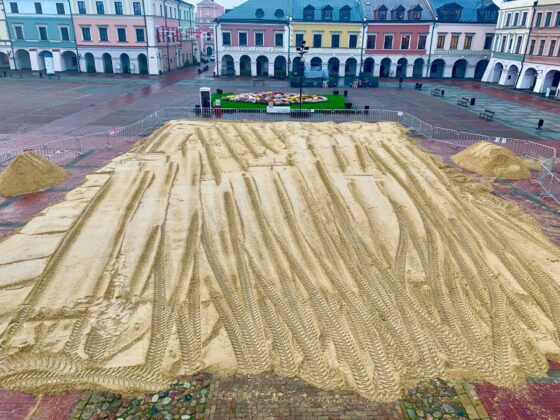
[5,0,78,71]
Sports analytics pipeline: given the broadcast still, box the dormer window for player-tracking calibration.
[340,5,351,21]
[322,5,333,20]
[274,9,284,18]
[477,4,498,23]
[255,8,264,18]
[375,5,387,20]
[391,5,405,20]
[437,3,463,22]
[408,5,422,21]
[304,5,315,20]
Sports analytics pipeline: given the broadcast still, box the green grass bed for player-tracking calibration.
[212,93,349,110]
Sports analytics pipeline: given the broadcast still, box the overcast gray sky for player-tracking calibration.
[213,0,243,10]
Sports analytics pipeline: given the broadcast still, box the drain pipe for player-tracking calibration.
[514,0,538,89]
[426,17,437,77]
[214,20,219,76]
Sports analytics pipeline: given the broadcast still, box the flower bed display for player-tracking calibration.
[222,92,328,106]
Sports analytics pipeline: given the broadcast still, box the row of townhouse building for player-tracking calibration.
[213,0,559,94]
[0,0,198,75]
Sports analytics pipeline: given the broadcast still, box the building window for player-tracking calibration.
[255,32,263,47]
[275,32,283,47]
[82,27,91,41]
[255,8,264,18]
[375,6,387,21]
[96,1,104,14]
[505,13,511,27]
[35,2,42,14]
[508,37,513,52]
[222,32,230,45]
[418,34,427,49]
[9,2,18,13]
[160,4,162,16]
[400,34,410,49]
[528,39,535,54]
[115,2,123,15]
[535,13,542,27]
[450,34,459,49]
[500,35,506,52]
[549,40,556,56]
[515,36,522,54]
[206,32,211,41]
[545,11,552,26]
[14,25,24,40]
[437,34,445,49]
[331,33,340,48]
[366,34,376,49]
[99,26,108,41]
[38,26,48,40]
[313,33,322,48]
[304,5,314,20]
[322,6,332,21]
[295,33,304,47]
[484,33,493,49]
[117,27,126,42]
[538,40,545,55]
[522,11,527,25]
[239,32,247,46]
[56,3,65,14]
[340,6,351,21]
[384,34,393,49]
[78,1,86,14]
[463,34,473,50]
[60,26,69,41]
[392,6,405,21]
[349,34,358,48]
[136,28,145,42]
[512,12,518,26]
[408,6,422,21]
[133,2,141,15]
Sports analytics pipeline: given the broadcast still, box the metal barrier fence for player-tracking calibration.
[0,107,558,204]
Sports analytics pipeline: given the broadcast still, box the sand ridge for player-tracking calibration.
[451,141,532,180]
[0,121,559,401]
[0,151,68,196]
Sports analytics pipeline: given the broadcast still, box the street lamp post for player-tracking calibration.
[296,40,309,111]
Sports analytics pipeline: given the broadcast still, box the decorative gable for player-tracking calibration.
[408,5,423,21]
[374,5,388,20]
[304,4,315,20]
[322,5,333,20]
[391,5,405,21]
[340,5,351,21]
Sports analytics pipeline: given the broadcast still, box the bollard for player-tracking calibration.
[344,90,348,97]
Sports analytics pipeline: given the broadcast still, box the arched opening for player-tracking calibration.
[310,57,322,69]
[15,49,31,70]
[221,54,234,76]
[84,53,96,73]
[240,55,251,76]
[491,62,503,83]
[256,55,268,76]
[0,52,9,69]
[138,54,148,75]
[273,56,286,78]
[38,50,53,72]
[474,59,488,80]
[345,58,357,77]
[363,57,374,74]
[380,57,391,77]
[120,53,130,74]
[292,56,301,75]
[413,58,424,78]
[328,57,340,78]
[504,64,518,86]
[430,59,445,78]
[103,53,114,73]
[206,46,213,56]
[518,67,537,90]
[61,51,78,71]
[542,69,560,94]
[452,59,467,79]
[397,58,407,77]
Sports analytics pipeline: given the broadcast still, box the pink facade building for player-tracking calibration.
[196,0,224,57]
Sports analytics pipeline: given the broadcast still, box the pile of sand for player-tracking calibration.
[451,141,532,179]
[0,121,559,401]
[0,151,68,196]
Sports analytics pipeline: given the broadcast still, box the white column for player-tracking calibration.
[53,51,62,72]
[533,72,546,93]
[390,63,397,77]
[29,50,41,71]
[148,47,160,75]
[251,60,257,76]
[465,64,475,79]
[268,60,274,77]
[405,64,413,78]
[498,65,509,85]
[338,62,345,77]
[235,60,240,76]
[373,62,381,77]
[443,63,453,78]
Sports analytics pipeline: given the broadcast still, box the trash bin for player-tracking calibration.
[344,90,348,97]
[215,105,222,118]
[470,97,476,106]
[364,105,370,115]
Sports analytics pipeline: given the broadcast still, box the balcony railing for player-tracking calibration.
[492,51,524,61]
[433,49,491,56]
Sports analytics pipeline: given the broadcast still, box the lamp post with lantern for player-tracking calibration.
[296,40,309,111]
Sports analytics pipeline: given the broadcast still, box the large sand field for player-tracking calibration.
[0,120,559,401]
